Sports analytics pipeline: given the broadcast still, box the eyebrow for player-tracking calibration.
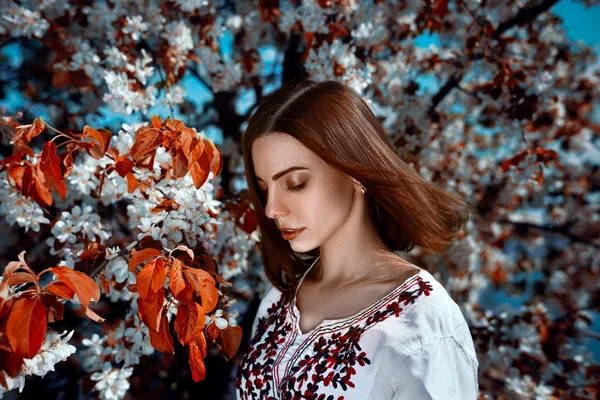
[256,166,309,182]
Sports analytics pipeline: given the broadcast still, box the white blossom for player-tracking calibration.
[22,330,77,378]
[0,173,50,232]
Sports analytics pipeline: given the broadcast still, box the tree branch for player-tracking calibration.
[497,219,600,249]
[89,241,138,279]
[492,0,561,39]
[429,0,562,114]
[580,329,600,341]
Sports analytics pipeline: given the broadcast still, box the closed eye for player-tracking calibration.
[261,182,306,194]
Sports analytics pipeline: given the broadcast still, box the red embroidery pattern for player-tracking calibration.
[235,293,293,399]
[235,278,433,399]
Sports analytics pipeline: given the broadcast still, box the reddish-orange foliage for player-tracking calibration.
[501,147,561,185]
[50,267,101,309]
[0,116,237,385]
[132,247,241,382]
[6,297,47,359]
[10,117,45,144]
[174,302,206,345]
[0,254,102,384]
[138,288,165,332]
[137,258,167,301]
[0,115,222,208]
[189,337,207,382]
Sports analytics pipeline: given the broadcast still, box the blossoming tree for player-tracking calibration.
[0,0,599,399]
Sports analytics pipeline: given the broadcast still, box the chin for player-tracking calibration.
[289,241,314,253]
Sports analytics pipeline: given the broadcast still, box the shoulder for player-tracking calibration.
[258,284,284,312]
[250,284,285,338]
[378,268,476,358]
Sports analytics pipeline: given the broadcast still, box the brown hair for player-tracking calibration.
[242,79,476,297]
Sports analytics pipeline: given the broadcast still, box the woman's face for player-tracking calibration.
[251,132,356,253]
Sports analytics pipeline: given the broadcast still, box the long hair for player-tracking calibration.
[242,79,476,297]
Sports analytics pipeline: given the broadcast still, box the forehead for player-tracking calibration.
[251,132,319,175]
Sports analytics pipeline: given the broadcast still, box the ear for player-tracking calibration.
[351,178,364,192]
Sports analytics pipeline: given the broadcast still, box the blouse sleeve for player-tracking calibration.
[391,332,479,400]
[250,285,279,339]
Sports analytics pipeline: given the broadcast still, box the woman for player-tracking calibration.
[234,79,479,399]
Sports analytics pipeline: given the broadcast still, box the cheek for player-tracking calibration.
[307,178,353,223]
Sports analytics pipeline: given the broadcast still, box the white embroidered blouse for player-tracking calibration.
[234,256,479,399]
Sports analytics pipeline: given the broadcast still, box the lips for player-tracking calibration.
[281,228,304,241]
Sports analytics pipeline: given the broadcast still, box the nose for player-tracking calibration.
[264,191,287,220]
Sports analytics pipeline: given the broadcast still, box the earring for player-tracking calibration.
[361,186,366,194]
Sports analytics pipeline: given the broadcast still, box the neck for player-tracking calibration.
[307,194,406,286]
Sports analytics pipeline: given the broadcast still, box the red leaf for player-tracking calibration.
[22,164,53,207]
[137,258,167,301]
[172,281,196,303]
[433,0,450,20]
[126,171,138,193]
[171,146,188,178]
[203,138,222,177]
[218,325,242,361]
[181,129,204,163]
[240,208,258,235]
[149,310,174,354]
[53,179,67,200]
[74,245,106,275]
[137,288,164,332]
[184,268,218,314]
[59,150,75,178]
[46,281,75,300]
[174,302,206,345]
[85,306,105,323]
[39,142,67,200]
[39,141,62,182]
[138,236,163,250]
[0,350,24,378]
[11,117,45,144]
[82,126,112,159]
[7,165,25,189]
[188,156,210,190]
[14,145,34,159]
[50,267,101,309]
[47,299,64,323]
[169,259,186,297]
[188,338,207,382]
[151,115,163,129]
[51,70,70,88]
[6,297,47,358]
[130,127,163,161]
[0,299,15,320]
[194,331,207,358]
[128,248,161,271]
[6,272,37,286]
[206,322,220,340]
[40,294,65,323]
[115,156,134,178]
[151,199,179,213]
[173,245,194,261]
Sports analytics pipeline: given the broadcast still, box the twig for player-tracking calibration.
[497,219,600,250]
[90,240,139,279]
[580,330,600,341]
[492,0,561,39]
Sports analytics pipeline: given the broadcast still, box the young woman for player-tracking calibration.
[234,79,479,399]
